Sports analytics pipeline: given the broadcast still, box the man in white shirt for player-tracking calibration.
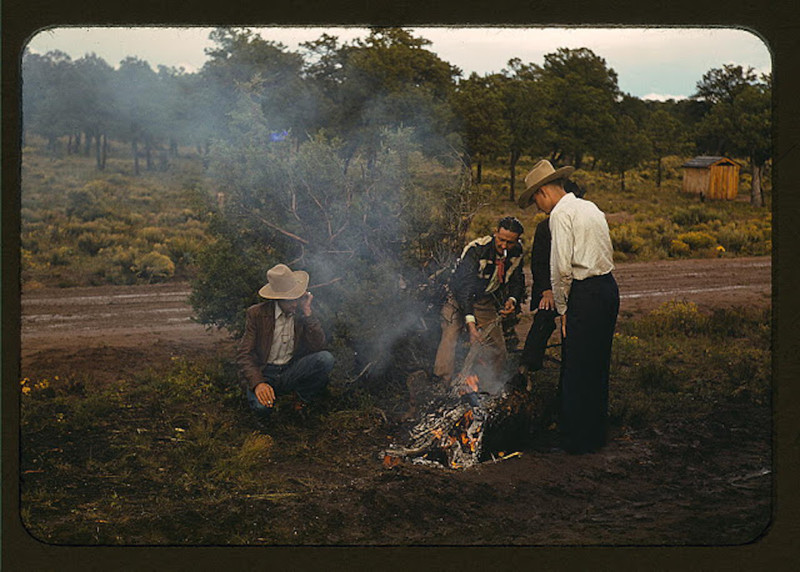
[237,264,334,422]
[518,160,619,454]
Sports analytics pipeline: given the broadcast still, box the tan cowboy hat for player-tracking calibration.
[517,160,576,208]
[258,264,309,299]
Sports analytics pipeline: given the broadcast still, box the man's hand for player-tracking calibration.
[467,322,483,345]
[499,298,516,318]
[539,289,555,311]
[299,292,313,317]
[560,314,567,338]
[254,382,276,408]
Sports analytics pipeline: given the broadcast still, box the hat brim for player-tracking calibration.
[517,166,575,209]
[258,270,309,299]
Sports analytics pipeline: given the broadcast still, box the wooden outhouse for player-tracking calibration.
[681,156,740,200]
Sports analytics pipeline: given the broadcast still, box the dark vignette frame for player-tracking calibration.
[2,0,797,569]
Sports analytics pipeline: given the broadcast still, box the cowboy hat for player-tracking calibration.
[517,160,576,208]
[258,263,309,300]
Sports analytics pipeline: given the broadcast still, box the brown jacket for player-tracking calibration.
[236,301,327,392]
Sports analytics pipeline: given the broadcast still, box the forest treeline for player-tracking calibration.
[23,27,771,205]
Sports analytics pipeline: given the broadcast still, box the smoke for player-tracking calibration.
[22,33,519,398]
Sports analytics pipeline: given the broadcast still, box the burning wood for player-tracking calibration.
[383,316,536,469]
[384,366,535,470]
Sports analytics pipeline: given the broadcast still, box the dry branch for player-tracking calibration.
[255,215,309,245]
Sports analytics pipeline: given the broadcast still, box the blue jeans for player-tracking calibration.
[246,351,334,414]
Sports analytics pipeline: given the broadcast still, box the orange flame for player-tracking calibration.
[383,454,402,468]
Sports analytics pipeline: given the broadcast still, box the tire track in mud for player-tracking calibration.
[19,256,770,348]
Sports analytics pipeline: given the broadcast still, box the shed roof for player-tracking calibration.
[682,156,739,169]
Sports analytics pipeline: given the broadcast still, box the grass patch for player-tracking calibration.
[20,299,771,544]
[21,144,770,290]
[608,301,770,430]
[468,155,770,263]
[21,136,213,288]
[20,354,386,544]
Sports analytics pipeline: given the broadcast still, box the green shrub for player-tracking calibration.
[66,187,111,221]
[669,239,690,256]
[134,251,175,282]
[76,232,115,255]
[610,224,646,254]
[634,300,709,337]
[49,246,73,266]
[165,235,206,268]
[139,226,168,243]
[715,224,750,253]
[671,205,720,227]
[676,231,716,250]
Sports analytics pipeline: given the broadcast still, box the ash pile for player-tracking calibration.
[383,368,536,470]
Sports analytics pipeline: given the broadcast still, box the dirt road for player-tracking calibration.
[20,255,771,354]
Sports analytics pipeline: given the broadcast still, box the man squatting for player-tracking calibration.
[518,160,619,454]
[433,216,526,385]
[237,263,335,421]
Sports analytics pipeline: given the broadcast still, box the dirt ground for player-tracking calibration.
[19,255,771,380]
[16,256,773,546]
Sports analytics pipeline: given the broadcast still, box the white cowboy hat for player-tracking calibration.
[517,159,576,209]
[258,264,309,300]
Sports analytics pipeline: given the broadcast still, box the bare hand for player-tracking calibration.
[299,292,313,317]
[467,322,483,345]
[499,298,516,318]
[254,382,276,407]
[539,290,555,311]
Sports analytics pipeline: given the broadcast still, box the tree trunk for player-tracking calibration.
[84,132,93,156]
[67,134,74,155]
[132,140,140,176]
[750,159,764,207]
[145,139,153,171]
[476,161,482,184]
[101,134,108,170]
[95,134,103,170]
[620,169,626,192]
[574,151,583,170]
[509,149,520,202]
[169,138,179,158]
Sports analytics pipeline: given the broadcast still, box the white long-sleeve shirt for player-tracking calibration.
[549,192,615,315]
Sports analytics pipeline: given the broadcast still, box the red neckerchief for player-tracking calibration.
[495,249,506,284]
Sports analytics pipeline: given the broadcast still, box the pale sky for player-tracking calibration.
[25,26,772,101]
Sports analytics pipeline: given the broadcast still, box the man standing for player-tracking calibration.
[433,216,526,386]
[237,263,334,420]
[518,180,586,383]
[518,160,619,453]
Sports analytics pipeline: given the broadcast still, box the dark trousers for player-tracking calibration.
[247,351,334,414]
[520,306,559,371]
[559,273,619,453]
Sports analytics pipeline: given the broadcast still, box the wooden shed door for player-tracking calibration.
[709,164,739,199]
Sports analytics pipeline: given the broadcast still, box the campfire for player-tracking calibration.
[383,367,534,470]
